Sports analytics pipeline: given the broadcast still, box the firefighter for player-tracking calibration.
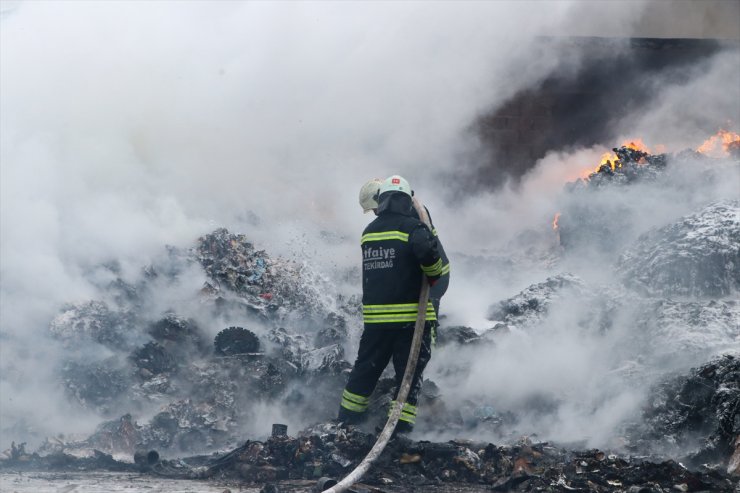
[339,175,449,433]
[359,178,383,215]
[358,178,450,317]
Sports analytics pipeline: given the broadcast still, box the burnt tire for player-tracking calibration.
[214,326,260,355]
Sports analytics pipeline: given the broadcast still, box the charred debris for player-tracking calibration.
[2,421,737,492]
[2,149,739,491]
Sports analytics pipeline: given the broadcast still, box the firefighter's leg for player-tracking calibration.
[389,323,434,432]
[338,329,393,424]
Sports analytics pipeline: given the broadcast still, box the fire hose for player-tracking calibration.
[322,198,432,493]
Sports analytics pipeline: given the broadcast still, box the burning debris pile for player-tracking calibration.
[2,175,739,490]
[577,143,668,189]
[556,132,740,257]
[570,131,740,190]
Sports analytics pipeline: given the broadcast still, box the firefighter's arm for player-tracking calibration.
[412,200,449,277]
[409,224,443,284]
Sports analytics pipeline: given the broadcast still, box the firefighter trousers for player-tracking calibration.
[338,322,434,426]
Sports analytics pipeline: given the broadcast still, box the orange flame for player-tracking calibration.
[623,138,650,153]
[589,139,650,175]
[598,152,619,172]
[696,129,740,157]
[573,131,734,185]
[552,212,561,230]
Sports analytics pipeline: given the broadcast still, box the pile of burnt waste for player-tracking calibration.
[196,426,738,492]
[618,200,740,298]
[33,228,357,456]
[473,192,739,479]
[629,355,740,473]
[3,198,739,491]
[51,319,353,456]
[196,228,332,317]
[4,427,737,492]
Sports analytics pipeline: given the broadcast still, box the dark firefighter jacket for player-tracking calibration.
[361,192,447,329]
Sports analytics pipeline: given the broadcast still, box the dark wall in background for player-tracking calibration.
[473,37,737,187]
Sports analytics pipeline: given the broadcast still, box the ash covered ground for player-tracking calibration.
[1,146,739,492]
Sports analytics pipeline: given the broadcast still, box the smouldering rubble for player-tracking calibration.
[630,355,740,467]
[618,200,740,298]
[2,182,739,490]
[3,429,737,492]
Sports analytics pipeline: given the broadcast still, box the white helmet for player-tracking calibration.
[378,175,412,197]
[359,178,383,213]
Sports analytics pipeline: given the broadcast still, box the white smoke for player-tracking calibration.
[423,43,740,447]
[1,0,738,452]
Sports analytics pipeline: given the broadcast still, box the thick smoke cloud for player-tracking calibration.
[422,32,739,447]
[1,0,738,451]
[625,47,740,148]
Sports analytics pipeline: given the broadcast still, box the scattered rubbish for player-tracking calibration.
[214,326,261,355]
[272,424,288,438]
[133,449,160,471]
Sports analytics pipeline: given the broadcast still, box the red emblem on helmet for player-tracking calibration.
[392,178,400,184]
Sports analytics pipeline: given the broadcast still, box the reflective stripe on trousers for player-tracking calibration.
[363,302,436,324]
[389,400,417,424]
[340,389,370,413]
